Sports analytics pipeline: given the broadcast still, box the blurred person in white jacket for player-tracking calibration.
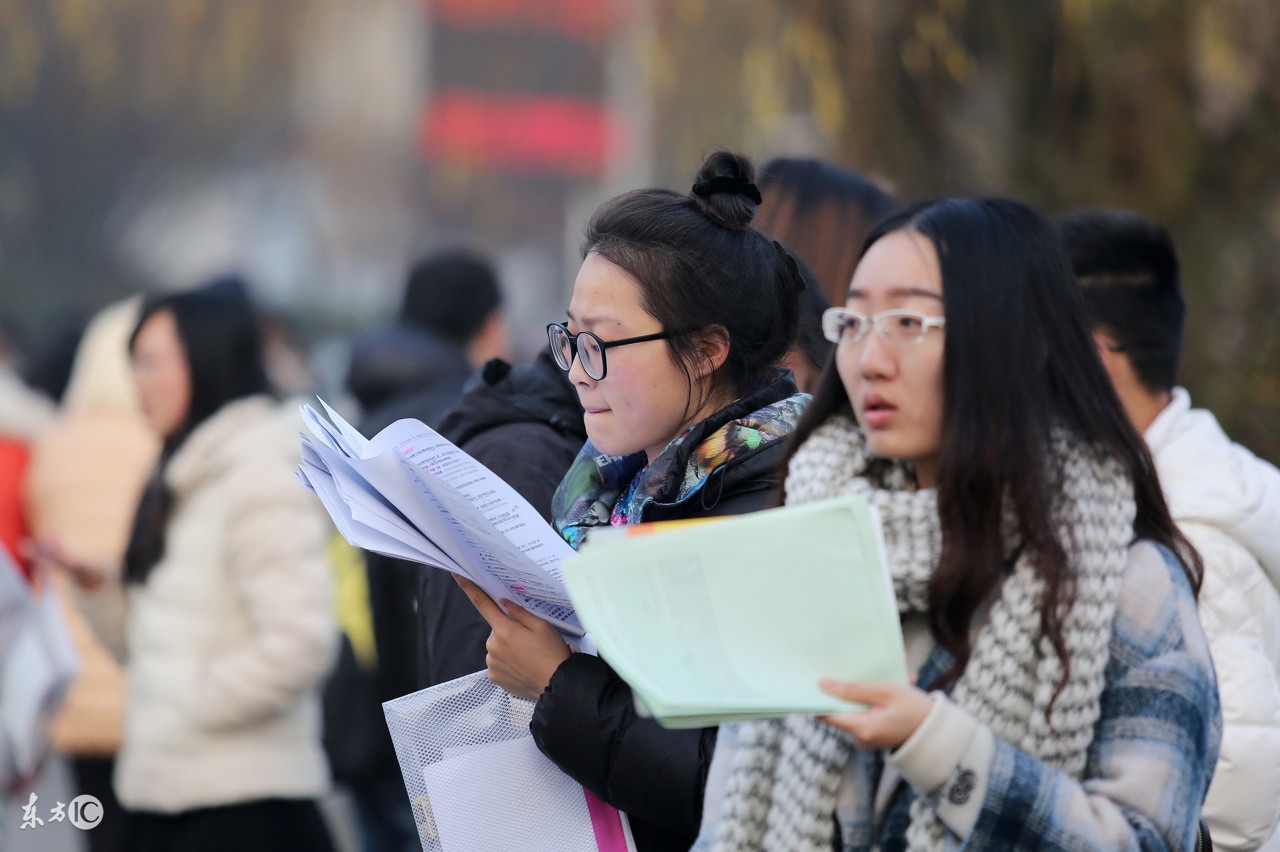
[55,279,338,852]
[1061,208,1280,852]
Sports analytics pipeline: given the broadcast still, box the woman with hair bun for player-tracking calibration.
[455,151,809,852]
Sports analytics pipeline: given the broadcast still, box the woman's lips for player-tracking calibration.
[862,397,897,428]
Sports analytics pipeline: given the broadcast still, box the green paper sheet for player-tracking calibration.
[561,496,908,728]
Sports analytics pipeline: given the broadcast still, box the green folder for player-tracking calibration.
[560,495,909,728]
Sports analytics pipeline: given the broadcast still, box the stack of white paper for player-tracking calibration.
[296,399,583,636]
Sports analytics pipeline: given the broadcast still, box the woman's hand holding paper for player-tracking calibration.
[455,574,571,700]
[817,679,933,750]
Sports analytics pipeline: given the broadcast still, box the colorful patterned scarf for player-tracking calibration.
[552,389,808,548]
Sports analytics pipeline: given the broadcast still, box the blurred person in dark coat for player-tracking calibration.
[339,249,508,852]
[346,249,508,434]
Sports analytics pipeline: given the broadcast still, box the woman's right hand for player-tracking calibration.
[31,539,109,590]
[817,679,934,750]
[454,574,571,700]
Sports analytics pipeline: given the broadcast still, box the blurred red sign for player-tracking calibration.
[419,90,621,176]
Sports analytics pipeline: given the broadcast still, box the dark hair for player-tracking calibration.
[756,157,898,307]
[785,198,1201,697]
[582,150,804,407]
[401,249,503,344]
[124,276,271,584]
[1056,209,1185,394]
[792,261,833,372]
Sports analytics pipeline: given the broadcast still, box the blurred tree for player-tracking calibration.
[0,0,306,334]
[648,0,1280,462]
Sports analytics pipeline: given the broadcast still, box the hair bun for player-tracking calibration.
[692,176,763,205]
[690,150,759,230]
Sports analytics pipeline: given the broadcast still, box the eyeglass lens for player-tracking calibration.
[548,324,607,379]
[578,334,604,378]
[877,314,928,345]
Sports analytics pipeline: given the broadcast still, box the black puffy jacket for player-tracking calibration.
[418,348,587,688]
[531,374,802,852]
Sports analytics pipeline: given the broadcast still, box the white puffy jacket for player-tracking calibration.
[1146,388,1280,851]
[115,396,337,813]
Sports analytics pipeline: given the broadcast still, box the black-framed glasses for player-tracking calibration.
[546,322,675,380]
[821,307,946,347]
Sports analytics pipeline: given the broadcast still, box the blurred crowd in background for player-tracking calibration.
[1,2,1280,851]
[1,0,1278,459]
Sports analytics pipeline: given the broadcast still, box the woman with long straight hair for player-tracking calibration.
[694,198,1221,851]
[455,151,809,852]
[111,279,337,852]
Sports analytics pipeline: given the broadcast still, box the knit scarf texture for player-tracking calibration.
[551,390,807,548]
[708,415,1136,852]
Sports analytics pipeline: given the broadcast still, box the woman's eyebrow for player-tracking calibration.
[565,309,615,326]
[846,286,944,301]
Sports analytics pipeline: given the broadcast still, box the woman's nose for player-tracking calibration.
[857,330,896,380]
[567,348,594,386]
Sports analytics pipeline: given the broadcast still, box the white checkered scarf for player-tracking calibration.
[707,415,1135,852]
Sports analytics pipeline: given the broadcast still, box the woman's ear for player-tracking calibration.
[691,325,731,380]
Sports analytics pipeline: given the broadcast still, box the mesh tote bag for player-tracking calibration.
[384,671,635,852]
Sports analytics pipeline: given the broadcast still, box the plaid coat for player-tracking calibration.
[696,542,1222,851]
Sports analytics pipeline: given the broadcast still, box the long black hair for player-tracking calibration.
[123,277,271,584]
[784,198,1200,692]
